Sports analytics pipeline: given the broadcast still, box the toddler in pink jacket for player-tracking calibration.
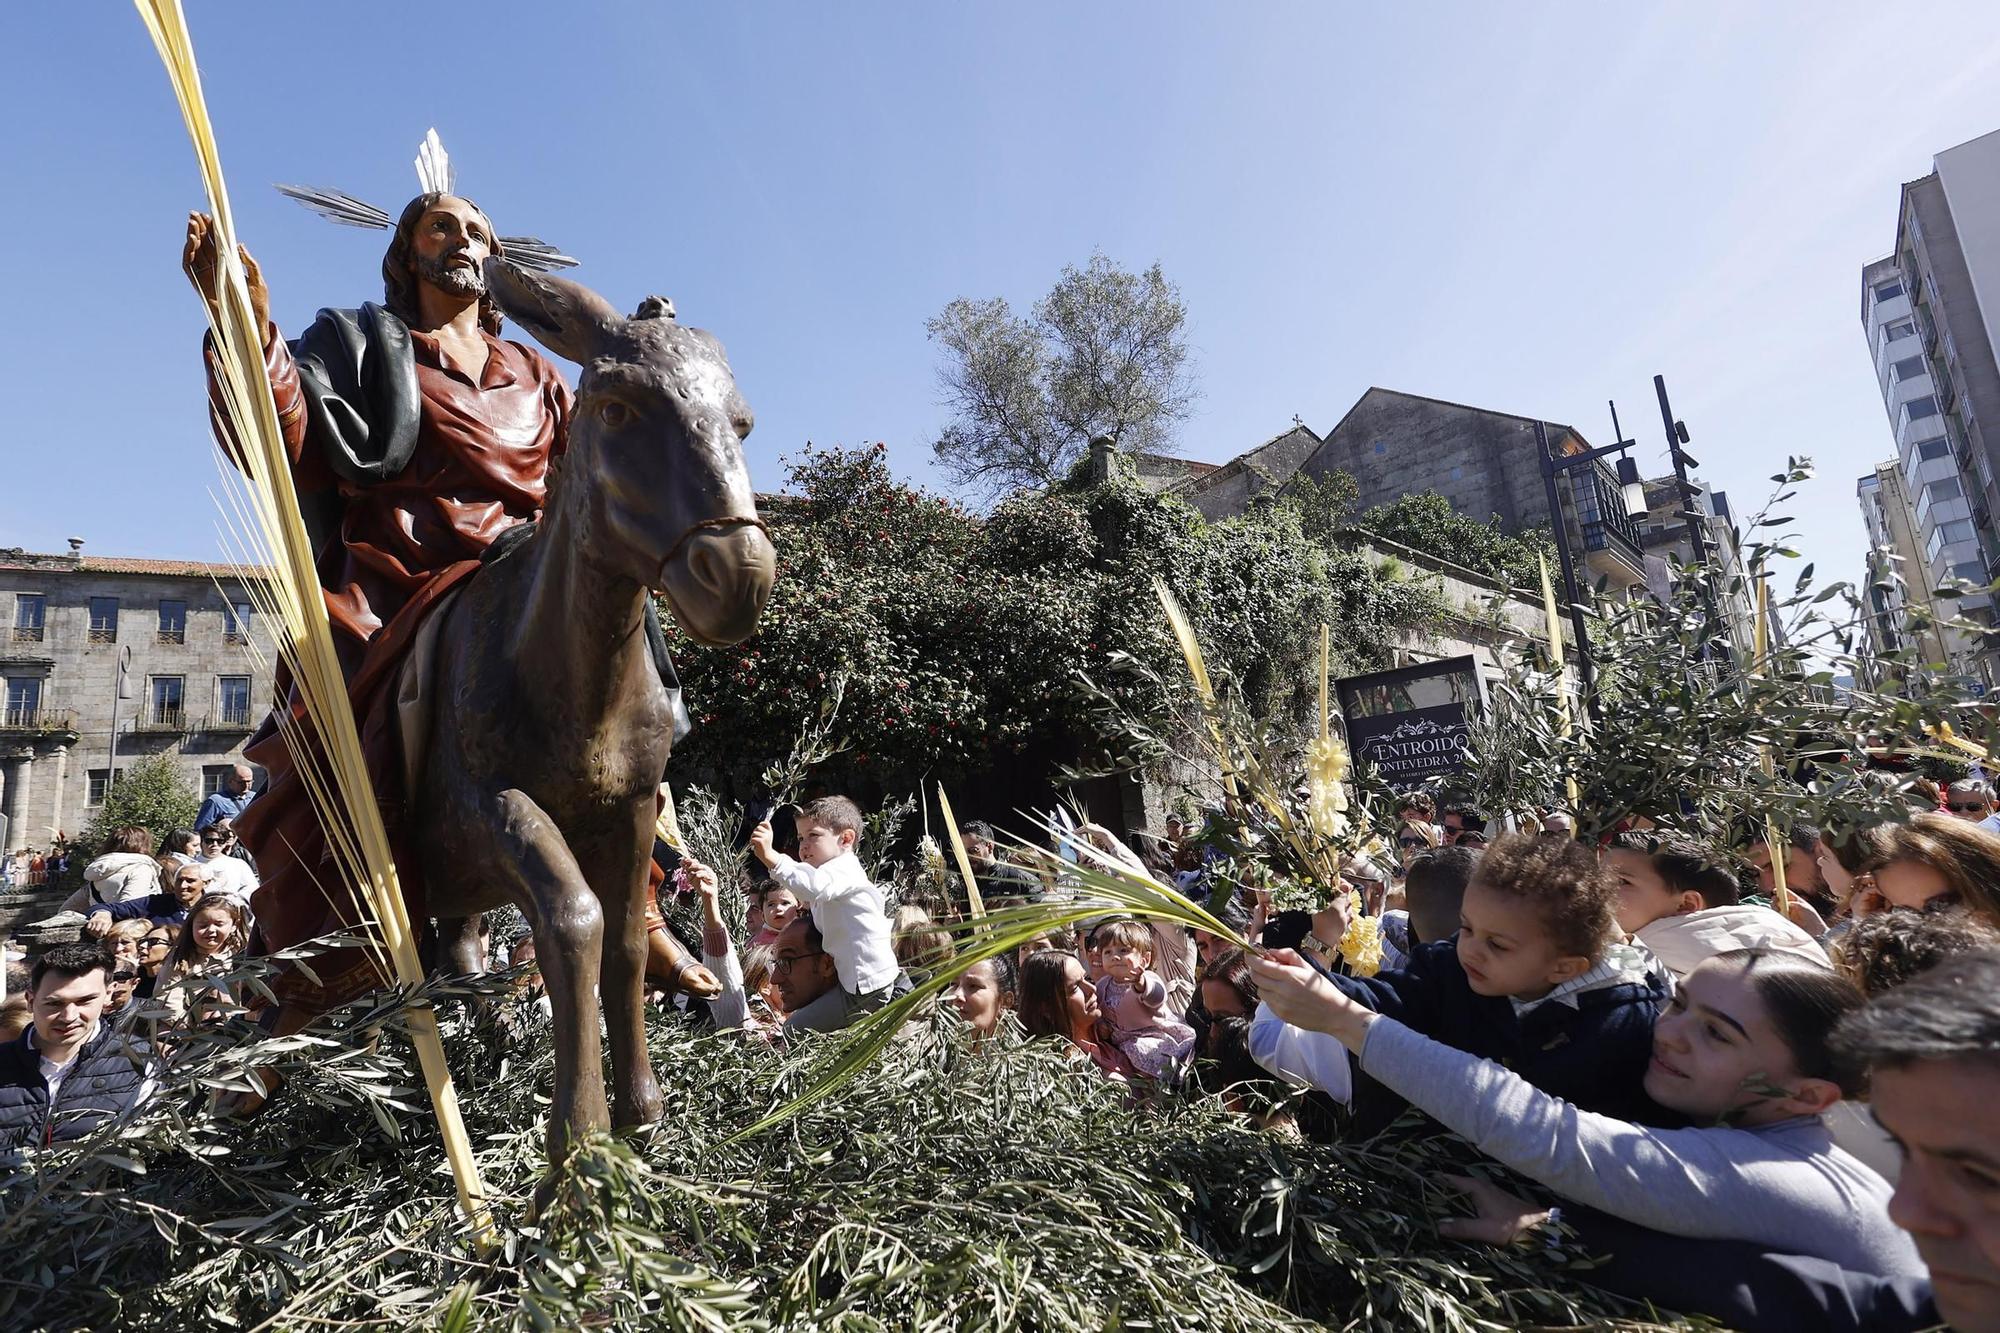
[1090,918,1195,1079]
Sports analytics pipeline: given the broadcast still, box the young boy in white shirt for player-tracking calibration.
[749,796,901,1033]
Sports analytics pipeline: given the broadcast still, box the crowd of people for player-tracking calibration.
[5,771,2000,1331]
[606,783,2000,1332]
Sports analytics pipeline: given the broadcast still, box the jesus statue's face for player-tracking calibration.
[409,195,495,300]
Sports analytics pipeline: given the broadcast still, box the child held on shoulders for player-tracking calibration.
[749,796,901,1033]
[1252,833,1670,1133]
[1091,918,1195,1079]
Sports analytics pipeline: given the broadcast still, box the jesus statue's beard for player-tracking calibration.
[415,250,486,300]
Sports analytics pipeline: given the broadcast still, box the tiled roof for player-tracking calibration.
[0,550,270,579]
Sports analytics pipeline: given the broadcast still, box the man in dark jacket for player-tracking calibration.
[0,943,154,1153]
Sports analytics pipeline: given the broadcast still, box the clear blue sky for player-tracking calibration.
[5,2,2000,590]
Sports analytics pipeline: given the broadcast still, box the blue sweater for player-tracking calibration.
[89,893,190,928]
[1327,939,1669,1132]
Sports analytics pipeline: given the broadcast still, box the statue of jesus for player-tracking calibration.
[184,192,713,1007]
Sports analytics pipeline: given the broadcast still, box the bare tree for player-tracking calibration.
[927,253,1198,499]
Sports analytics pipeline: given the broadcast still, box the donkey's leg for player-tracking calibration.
[595,813,665,1129]
[436,915,485,977]
[492,788,609,1159]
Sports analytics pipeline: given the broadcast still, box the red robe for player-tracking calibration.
[209,317,571,1002]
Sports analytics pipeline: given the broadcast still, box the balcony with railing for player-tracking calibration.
[1566,461,1647,581]
[0,706,78,739]
[197,708,257,733]
[87,626,117,644]
[10,624,43,643]
[156,628,185,645]
[131,708,190,735]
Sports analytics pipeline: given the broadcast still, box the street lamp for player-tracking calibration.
[1653,374,1732,668]
[1616,455,1647,521]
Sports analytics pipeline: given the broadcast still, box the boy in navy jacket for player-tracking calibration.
[1255,834,1670,1134]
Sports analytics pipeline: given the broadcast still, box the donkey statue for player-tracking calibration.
[421,258,774,1159]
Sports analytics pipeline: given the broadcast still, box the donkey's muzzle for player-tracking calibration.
[660,523,775,646]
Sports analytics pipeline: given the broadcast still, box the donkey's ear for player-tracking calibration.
[483,257,623,365]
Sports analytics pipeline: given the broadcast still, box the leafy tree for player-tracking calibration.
[1275,469,1359,548]
[662,444,1443,804]
[927,253,1198,498]
[1357,491,1553,588]
[81,752,200,854]
[1459,459,1995,847]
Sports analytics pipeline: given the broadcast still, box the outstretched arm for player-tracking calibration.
[187,212,314,474]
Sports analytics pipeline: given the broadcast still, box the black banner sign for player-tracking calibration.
[1343,702,1473,786]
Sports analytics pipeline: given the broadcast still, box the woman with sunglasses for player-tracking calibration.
[195,822,260,907]
[1394,818,1440,868]
[135,923,180,999]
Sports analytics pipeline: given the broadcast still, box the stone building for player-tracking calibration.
[0,543,277,852]
[1172,388,1650,594]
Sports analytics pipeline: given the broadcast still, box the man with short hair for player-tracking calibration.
[769,915,839,1022]
[195,763,257,832]
[1401,847,1479,949]
[1439,803,1487,848]
[1944,778,1994,824]
[0,943,153,1151]
[1744,825,1828,907]
[961,820,1035,906]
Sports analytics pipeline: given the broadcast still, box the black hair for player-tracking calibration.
[969,949,1019,1003]
[1195,1015,1289,1116]
[31,941,113,993]
[1443,802,1487,833]
[1403,846,1477,945]
[1610,832,1742,909]
[1713,948,1867,1094]
[1833,947,2000,1080]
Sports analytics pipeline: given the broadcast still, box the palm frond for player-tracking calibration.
[935,784,986,919]
[134,0,493,1248]
[730,805,1262,1143]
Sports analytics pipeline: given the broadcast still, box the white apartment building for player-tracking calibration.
[1861,254,1990,682]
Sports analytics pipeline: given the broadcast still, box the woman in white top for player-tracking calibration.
[60,827,160,914]
[1249,946,1922,1276]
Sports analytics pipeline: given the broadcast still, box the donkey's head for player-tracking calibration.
[485,258,775,646]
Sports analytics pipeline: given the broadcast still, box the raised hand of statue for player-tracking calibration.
[182,211,271,330]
